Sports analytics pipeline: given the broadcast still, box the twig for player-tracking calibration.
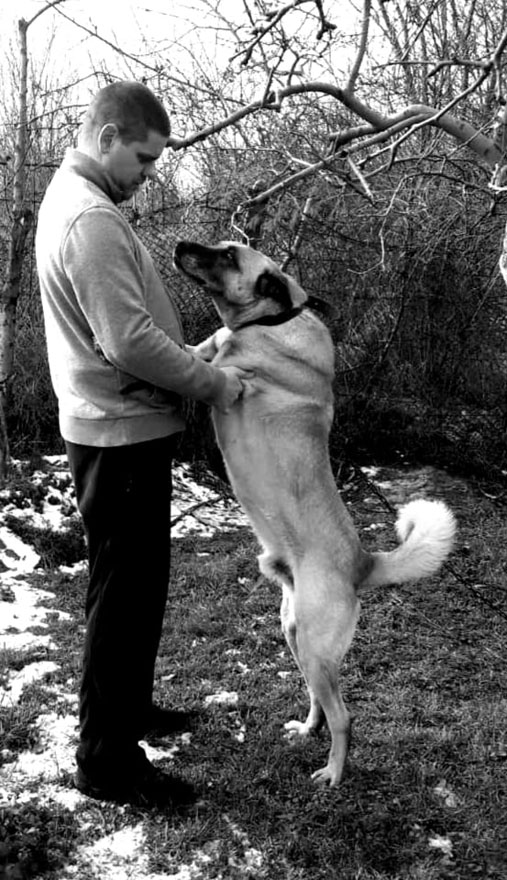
[170,497,222,528]
[49,3,223,99]
[25,0,66,29]
[231,0,331,67]
[281,194,314,271]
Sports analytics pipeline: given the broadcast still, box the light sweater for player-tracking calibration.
[36,149,226,446]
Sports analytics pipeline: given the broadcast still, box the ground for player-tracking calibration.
[1,455,506,879]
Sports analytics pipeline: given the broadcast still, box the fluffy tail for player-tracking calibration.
[359,498,456,590]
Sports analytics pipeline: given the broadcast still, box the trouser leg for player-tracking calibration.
[65,435,176,777]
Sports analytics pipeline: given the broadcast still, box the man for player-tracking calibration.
[35,81,250,808]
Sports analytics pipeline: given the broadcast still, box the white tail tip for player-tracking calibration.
[361,498,456,589]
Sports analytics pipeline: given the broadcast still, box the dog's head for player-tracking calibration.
[173,240,309,329]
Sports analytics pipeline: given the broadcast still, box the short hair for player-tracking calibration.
[83,81,170,143]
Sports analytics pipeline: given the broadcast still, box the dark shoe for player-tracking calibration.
[74,760,196,808]
[144,704,197,738]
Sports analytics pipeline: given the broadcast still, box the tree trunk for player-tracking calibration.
[0,17,30,482]
[0,209,33,479]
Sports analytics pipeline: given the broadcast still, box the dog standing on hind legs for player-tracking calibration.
[174,240,456,787]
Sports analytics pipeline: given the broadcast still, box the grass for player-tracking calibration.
[1,470,507,879]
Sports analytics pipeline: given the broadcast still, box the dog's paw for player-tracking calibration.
[284,719,312,740]
[214,326,232,348]
[311,765,341,787]
[187,342,215,362]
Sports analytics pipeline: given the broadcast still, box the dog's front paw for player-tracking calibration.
[187,342,215,362]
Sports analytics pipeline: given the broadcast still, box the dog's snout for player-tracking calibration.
[173,241,220,288]
[174,241,213,269]
[173,241,194,268]
[173,242,201,271]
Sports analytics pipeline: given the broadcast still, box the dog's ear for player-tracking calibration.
[254,270,293,310]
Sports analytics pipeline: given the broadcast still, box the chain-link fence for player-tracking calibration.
[3,159,507,483]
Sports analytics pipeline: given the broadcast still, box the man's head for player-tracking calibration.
[78,81,171,201]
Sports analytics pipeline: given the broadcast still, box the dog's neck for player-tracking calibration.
[235,295,328,330]
[236,305,304,330]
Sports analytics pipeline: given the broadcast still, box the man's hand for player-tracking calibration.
[215,365,254,412]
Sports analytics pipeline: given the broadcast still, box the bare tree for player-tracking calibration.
[165,0,507,216]
[0,1,74,480]
[0,16,33,481]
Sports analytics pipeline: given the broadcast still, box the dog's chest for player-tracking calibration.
[213,322,334,390]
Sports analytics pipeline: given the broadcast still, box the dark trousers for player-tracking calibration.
[65,435,177,778]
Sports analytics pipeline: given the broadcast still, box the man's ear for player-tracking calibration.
[98,123,119,155]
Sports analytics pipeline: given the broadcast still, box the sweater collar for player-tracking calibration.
[63,149,125,205]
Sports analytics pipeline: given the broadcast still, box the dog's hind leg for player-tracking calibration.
[305,668,351,786]
[286,580,359,787]
[258,552,327,734]
[259,549,338,739]
[280,585,325,734]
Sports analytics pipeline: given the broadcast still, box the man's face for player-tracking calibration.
[102,128,167,201]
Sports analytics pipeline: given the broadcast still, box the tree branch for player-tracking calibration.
[167,80,388,151]
[25,0,67,30]
[346,0,371,93]
[49,2,225,99]
[168,14,507,207]
[231,0,333,67]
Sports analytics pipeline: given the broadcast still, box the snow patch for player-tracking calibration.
[0,527,40,574]
[0,660,60,707]
[1,712,77,793]
[204,691,239,707]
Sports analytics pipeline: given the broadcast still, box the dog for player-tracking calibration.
[173,240,456,787]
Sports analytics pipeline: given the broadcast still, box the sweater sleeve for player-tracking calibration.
[62,206,227,405]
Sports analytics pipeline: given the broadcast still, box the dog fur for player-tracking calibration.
[174,240,456,787]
